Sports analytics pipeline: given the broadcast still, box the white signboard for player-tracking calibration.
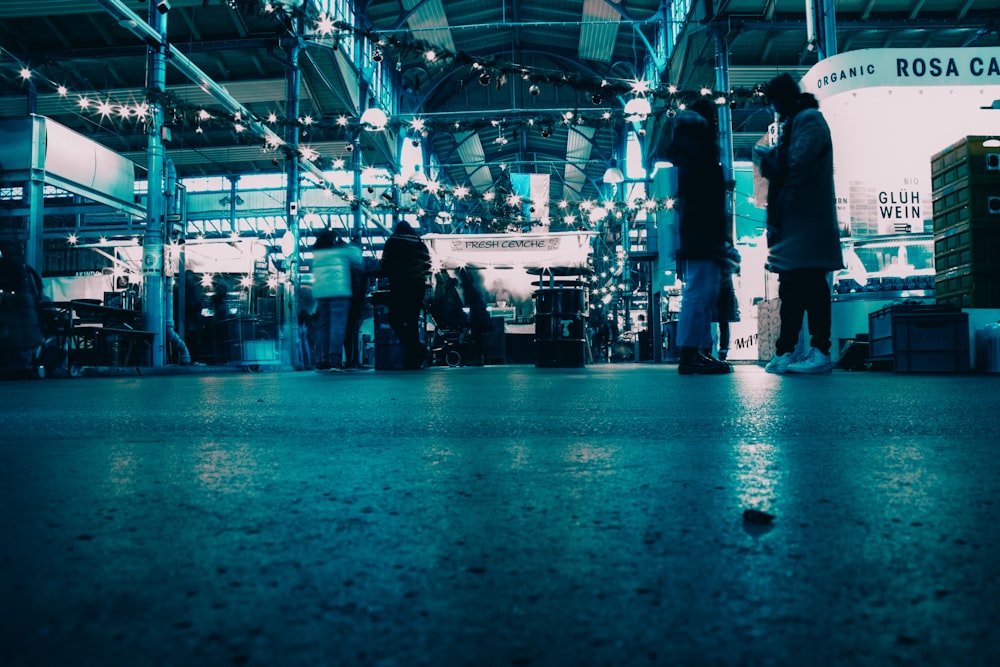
[802,47,1000,99]
[796,48,1000,236]
[424,231,595,269]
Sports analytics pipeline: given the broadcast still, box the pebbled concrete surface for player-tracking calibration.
[1,364,998,667]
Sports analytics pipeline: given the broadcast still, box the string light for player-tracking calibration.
[0,35,763,238]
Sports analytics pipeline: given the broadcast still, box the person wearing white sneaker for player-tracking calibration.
[757,73,844,376]
[787,347,832,373]
[764,351,795,374]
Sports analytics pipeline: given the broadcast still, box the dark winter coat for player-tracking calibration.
[664,110,728,264]
[759,94,844,273]
[380,221,431,288]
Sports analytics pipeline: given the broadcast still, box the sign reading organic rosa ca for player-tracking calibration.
[802,47,1000,99]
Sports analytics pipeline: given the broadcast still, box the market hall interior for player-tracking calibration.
[1,363,998,667]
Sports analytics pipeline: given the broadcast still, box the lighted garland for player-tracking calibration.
[2,22,740,230]
[3,42,767,175]
[253,2,769,109]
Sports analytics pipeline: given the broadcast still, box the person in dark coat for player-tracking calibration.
[431,271,468,331]
[457,267,493,366]
[757,73,845,374]
[380,221,432,369]
[0,243,44,375]
[664,98,731,375]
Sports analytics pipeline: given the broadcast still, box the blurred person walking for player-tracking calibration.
[757,73,844,374]
[664,99,731,375]
[380,221,432,370]
[311,229,360,371]
[344,233,367,369]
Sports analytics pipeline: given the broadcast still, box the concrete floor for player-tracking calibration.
[1,363,998,667]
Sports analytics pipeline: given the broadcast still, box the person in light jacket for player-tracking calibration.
[757,73,844,374]
[311,229,361,371]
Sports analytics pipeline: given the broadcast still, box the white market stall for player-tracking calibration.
[422,231,596,366]
[795,47,1000,363]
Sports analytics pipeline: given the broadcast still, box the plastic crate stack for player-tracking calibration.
[931,136,1000,307]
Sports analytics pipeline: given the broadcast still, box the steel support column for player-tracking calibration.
[712,24,737,242]
[283,19,304,369]
[142,0,168,367]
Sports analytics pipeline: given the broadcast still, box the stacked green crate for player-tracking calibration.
[931,136,1000,307]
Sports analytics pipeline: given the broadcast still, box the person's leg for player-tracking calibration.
[678,260,727,374]
[314,299,332,368]
[718,321,730,360]
[803,270,833,355]
[343,302,361,368]
[396,285,427,368]
[387,289,406,342]
[775,271,806,356]
[326,297,351,369]
[677,260,719,349]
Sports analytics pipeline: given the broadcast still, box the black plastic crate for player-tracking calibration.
[868,304,970,373]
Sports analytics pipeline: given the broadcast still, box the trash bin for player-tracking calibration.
[534,287,586,368]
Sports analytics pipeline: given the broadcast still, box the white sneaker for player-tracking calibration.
[765,352,794,374]
[787,348,833,374]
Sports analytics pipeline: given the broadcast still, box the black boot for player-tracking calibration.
[679,347,730,375]
[700,348,733,373]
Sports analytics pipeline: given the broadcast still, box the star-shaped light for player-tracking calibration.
[315,14,335,36]
[629,79,651,95]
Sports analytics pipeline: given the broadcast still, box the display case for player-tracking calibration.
[830,234,936,363]
[834,233,935,301]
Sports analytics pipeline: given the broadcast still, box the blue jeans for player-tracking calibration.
[677,259,721,349]
[315,297,351,367]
